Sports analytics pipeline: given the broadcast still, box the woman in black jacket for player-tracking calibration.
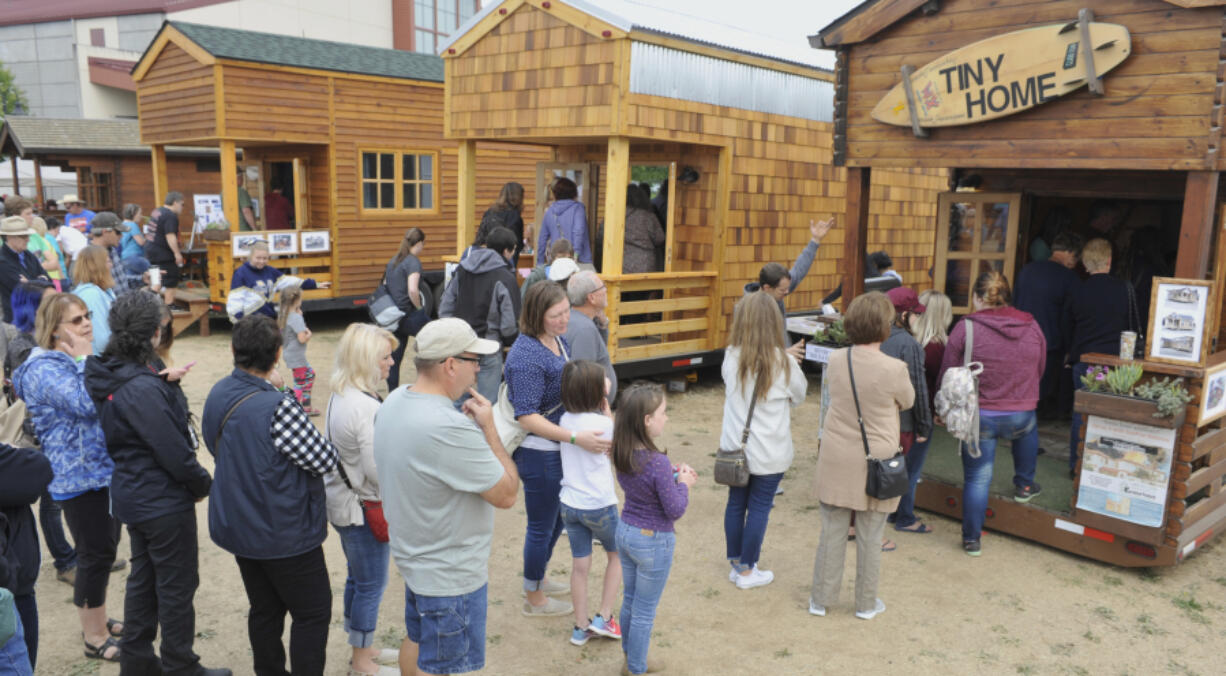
[0,441,53,670]
[83,291,228,676]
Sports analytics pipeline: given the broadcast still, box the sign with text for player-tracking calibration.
[1076,415,1175,528]
[872,22,1131,128]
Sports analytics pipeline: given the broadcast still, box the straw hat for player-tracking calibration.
[61,194,84,205]
[0,216,36,236]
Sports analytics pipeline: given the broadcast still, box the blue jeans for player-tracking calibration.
[334,523,390,648]
[513,448,564,590]
[404,584,487,675]
[39,492,76,572]
[961,410,1039,542]
[560,504,619,558]
[723,472,783,570]
[616,522,675,675]
[0,606,33,676]
[1069,362,1091,473]
[892,437,931,529]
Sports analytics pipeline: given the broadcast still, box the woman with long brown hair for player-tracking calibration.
[382,227,429,389]
[478,182,526,261]
[720,291,805,590]
[612,383,694,675]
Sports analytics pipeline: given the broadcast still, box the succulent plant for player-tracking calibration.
[1104,363,1143,395]
[813,320,849,346]
[1133,377,1192,419]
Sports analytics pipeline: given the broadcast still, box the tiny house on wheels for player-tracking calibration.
[815,0,1226,566]
[131,21,547,309]
[441,0,947,377]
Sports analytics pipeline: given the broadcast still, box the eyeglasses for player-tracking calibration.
[60,311,92,326]
[591,285,606,293]
[452,355,481,364]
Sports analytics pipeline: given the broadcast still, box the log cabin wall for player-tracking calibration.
[137,42,217,145]
[840,0,1223,171]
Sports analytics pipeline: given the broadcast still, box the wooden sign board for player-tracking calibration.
[872,22,1131,128]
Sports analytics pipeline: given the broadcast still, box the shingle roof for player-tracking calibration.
[167,21,445,82]
[0,117,215,157]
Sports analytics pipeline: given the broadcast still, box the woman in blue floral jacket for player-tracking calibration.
[13,292,123,663]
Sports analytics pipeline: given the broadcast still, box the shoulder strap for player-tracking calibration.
[963,319,974,368]
[740,377,765,446]
[215,390,260,444]
[846,348,872,458]
[325,394,356,491]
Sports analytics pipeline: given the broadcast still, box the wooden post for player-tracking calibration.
[709,144,733,348]
[219,140,239,231]
[1175,171,1219,279]
[9,155,18,194]
[457,139,477,256]
[842,166,871,310]
[601,137,629,275]
[150,144,168,207]
[33,159,43,206]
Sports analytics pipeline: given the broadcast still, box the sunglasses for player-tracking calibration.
[452,355,481,364]
[60,311,92,326]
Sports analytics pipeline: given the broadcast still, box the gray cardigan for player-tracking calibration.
[881,325,933,438]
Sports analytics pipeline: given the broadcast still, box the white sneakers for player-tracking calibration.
[855,598,887,620]
[733,565,774,590]
[522,596,573,617]
[807,601,826,617]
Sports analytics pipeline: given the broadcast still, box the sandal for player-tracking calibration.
[84,635,121,662]
[107,618,124,638]
[880,539,897,552]
[895,522,934,534]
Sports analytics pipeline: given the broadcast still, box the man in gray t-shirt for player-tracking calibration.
[564,270,618,402]
[374,318,518,675]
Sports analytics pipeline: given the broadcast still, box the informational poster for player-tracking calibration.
[1076,415,1176,528]
[1148,279,1210,365]
[193,194,222,232]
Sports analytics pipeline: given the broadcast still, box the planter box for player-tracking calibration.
[1074,390,1186,429]
[202,229,230,242]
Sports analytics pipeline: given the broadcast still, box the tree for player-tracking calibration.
[0,60,28,116]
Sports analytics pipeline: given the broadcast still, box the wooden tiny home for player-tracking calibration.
[131,21,548,308]
[816,0,1226,566]
[0,116,219,227]
[442,0,947,376]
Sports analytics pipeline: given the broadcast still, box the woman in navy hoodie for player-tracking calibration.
[938,271,1046,557]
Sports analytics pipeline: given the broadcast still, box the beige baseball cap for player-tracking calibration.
[414,318,500,361]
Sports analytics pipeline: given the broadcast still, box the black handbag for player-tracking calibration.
[846,349,908,500]
[714,378,763,487]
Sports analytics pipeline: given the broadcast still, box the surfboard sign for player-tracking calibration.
[872,22,1131,128]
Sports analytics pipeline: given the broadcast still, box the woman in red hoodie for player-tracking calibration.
[938,271,1046,557]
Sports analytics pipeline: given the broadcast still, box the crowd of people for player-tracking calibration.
[0,184,1081,676]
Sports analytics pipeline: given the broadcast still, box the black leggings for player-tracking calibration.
[387,307,430,390]
[61,488,121,608]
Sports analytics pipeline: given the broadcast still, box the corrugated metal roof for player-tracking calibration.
[0,117,216,156]
[441,0,829,72]
[164,21,445,82]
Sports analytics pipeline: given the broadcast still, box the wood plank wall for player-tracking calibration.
[448,3,617,138]
[137,42,216,144]
[223,66,331,141]
[842,0,1223,170]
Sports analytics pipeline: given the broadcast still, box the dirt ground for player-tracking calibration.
[31,311,1226,676]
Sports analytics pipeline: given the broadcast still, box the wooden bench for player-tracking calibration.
[172,287,212,337]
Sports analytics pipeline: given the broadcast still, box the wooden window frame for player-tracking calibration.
[358,148,440,216]
[933,191,1022,316]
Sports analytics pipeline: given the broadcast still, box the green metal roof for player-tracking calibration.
[164,21,444,83]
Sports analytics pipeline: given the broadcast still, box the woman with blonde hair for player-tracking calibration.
[323,323,401,675]
[72,245,117,355]
[810,292,913,620]
[720,291,805,589]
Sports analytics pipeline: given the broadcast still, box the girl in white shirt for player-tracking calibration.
[558,359,622,646]
[721,291,807,590]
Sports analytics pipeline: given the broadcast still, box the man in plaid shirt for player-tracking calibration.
[202,315,338,675]
[84,212,143,292]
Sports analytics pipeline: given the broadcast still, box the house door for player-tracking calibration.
[535,162,596,257]
[934,192,1022,315]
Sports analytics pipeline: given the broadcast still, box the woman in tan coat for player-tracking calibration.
[809,292,914,621]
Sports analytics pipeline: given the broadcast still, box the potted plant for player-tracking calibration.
[812,319,850,347]
[1074,364,1190,428]
[202,220,231,241]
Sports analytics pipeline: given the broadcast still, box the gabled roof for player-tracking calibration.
[0,117,216,157]
[134,21,445,83]
[812,0,1226,49]
[442,0,828,72]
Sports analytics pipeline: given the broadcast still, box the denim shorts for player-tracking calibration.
[404,584,487,675]
[560,503,619,558]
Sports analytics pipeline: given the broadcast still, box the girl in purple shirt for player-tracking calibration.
[613,384,695,675]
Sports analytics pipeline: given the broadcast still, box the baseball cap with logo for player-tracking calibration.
[414,318,500,361]
[90,211,130,233]
[886,286,926,314]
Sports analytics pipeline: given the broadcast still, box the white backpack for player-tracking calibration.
[935,319,983,457]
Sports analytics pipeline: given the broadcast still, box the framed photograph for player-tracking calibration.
[300,230,330,254]
[1198,360,1226,426]
[232,232,267,258]
[1147,277,1212,367]
[269,232,297,256]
